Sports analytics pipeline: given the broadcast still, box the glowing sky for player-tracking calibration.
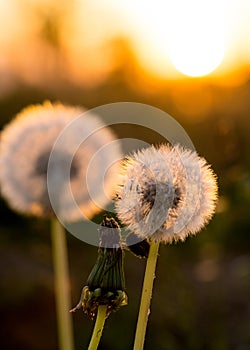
[0,0,250,81]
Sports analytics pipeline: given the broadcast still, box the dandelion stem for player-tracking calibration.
[133,240,160,350]
[51,218,74,350]
[88,305,107,350]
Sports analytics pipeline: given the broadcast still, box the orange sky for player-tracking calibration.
[0,0,250,88]
[75,0,250,77]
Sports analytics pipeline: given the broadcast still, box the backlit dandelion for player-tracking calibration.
[115,143,218,350]
[115,143,218,243]
[0,101,121,221]
[0,101,122,350]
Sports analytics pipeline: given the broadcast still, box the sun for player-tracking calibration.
[116,0,226,78]
[167,0,225,77]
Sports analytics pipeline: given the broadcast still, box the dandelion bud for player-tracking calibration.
[70,216,128,319]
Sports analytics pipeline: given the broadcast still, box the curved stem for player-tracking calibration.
[51,218,74,350]
[133,241,160,350]
[88,305,107,350]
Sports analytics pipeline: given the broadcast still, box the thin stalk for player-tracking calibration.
[133,241,160,350]
[88,305,107,350]
[51,218,74,350]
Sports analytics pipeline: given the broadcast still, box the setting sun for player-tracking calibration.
[167,0,225,77]
[110,0,227,78]
[0,0,249,87]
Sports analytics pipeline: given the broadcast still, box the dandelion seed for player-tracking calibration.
[0,101,121,221]
[115,144,218,243]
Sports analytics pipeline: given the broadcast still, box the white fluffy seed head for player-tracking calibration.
[0,101,121,221]
[115,144,218,243]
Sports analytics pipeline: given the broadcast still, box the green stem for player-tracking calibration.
[88,305,107,350]
[133,241,160,350]
[51,218,74,350]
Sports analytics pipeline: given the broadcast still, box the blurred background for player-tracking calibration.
[0,0,250,349]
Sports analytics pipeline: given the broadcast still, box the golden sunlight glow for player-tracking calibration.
[0,0,249,88]
[166,0,225,77]
[111,0,226,78]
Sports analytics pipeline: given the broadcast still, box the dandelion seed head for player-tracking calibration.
[0,101,121,221]
[115,144,218,243]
